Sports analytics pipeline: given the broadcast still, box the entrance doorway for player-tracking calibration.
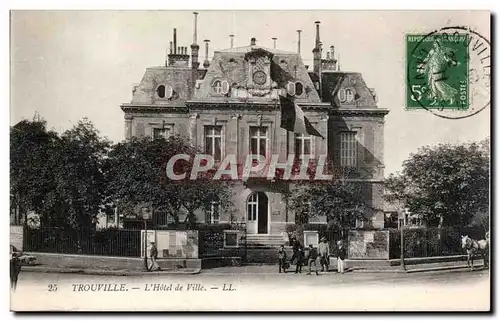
[246,192,269,234]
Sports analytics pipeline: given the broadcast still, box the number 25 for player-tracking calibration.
[48,284,58,292]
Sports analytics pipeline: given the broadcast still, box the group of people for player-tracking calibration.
[278,237,347,275]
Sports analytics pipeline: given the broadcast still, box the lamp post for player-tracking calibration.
[141,207,150,271]
[400,225,406,271]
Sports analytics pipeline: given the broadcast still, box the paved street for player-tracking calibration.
[11,269,490,311]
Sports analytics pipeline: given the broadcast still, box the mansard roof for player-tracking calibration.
[192,45,321,103]
[321,71,379,108]
[130,66,193,106]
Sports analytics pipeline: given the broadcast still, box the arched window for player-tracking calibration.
[295,82,304,96]
[157,85,165,98]
[213,80,222,94]
[164,85,173,99]
[338,88,356,103]
[212,80,229,95]
[345,88,355,102]
[287,82,296,96]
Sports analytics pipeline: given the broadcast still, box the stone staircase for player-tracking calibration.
[246,234,288,248]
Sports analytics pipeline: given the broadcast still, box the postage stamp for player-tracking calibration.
[406,27,491,118]
[406,33,469,110]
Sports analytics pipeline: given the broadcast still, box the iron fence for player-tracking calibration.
[389,226,487,259]
[23,227,141,257]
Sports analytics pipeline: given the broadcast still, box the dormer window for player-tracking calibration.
[157,85,165,98]
[212,80,230,95]
[287,82,296,96]
[295,82,304,96]
[338,87,356,103]
[156,84,173,99]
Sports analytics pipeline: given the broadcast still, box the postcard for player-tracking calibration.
[10,10,490,311]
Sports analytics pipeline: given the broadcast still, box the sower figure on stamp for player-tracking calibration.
[148,242,161,271]
[318,237,330,272]
[278,244,288,273]
[306,244,319,275]
[336,240,347,274]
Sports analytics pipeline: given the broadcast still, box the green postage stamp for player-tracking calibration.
[406,33,469,110]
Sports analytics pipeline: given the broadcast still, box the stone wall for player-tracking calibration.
[348,230,390,259]
[10,225,23,251]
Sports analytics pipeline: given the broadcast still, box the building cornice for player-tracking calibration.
[121,101,389,116]
[120,103,188,114]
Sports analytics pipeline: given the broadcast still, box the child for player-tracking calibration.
[306,244,319,275]
[337,240,347,274]
[278,245,288,273]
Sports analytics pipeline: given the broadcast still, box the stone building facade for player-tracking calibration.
[121,14,389,242]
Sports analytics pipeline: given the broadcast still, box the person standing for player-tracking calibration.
[290,239,300,264]
[10,252,22,291]
[318,237,330,272]
[295,245,304,274]
[278,245,288,273]
[337,240,347,274]
[306,244,319,276]
[148,242,161,271]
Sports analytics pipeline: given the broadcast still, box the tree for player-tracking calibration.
[105,135,234,228]
[55,119,111,235]
[286,171,367,236]
[10,118,61,227]
[385,140,490,228]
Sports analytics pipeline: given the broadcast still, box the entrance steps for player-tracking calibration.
[246,234,288,247]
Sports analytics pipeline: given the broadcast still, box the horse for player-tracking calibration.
[461,235,489,271]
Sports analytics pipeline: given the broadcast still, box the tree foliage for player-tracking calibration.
[10,118,60,226]
[286,170,367,231]
[105,135,234,228]
[11,118,110,234]
[385,139,490,227]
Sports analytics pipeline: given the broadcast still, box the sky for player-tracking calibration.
[10,10,490,175]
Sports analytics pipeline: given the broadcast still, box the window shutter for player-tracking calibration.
[287,82,296,96]
[221,80,230,95]
[165,85,173,99]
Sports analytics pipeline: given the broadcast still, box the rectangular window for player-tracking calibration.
[340,132,357,167]
[153,128,170,140]
[204,126,222,161]
[250,127,267,157]
[205,201,220,224]
[295,133,313,158]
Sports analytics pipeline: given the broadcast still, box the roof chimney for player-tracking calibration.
[192,12,198,45]
[297,30,302,54]
[230,34,234,48]
[169,41,173,54]
[315,21,321,48]
[173,28,177,54]
[272,37,277,49]
[313,21,322,75]
[190,12,200,70]
[250,37,256,46]
[203,40,210,68]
